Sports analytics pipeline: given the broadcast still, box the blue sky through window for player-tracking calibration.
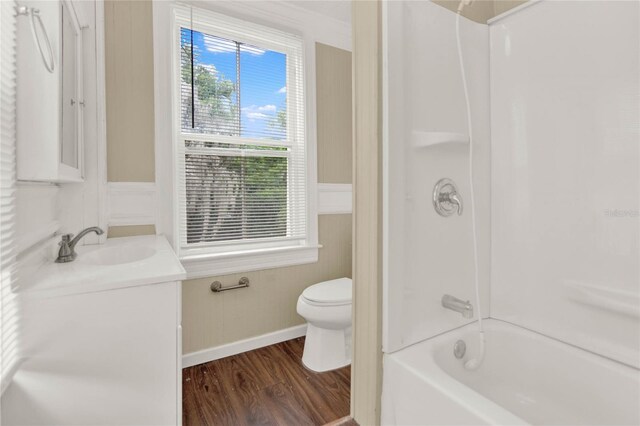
[181,28,287,140]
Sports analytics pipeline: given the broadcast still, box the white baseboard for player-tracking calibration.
[182,324,307,368]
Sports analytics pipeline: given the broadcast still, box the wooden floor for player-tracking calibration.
[182,337,351,426]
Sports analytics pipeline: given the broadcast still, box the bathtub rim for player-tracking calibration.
[387,317,640,370]
[383,318,639,425]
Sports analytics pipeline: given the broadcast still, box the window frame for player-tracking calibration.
[166,4,319,278]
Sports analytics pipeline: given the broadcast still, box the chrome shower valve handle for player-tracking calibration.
[433,178,463,217]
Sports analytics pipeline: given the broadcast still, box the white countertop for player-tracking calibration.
[23,235,186,298]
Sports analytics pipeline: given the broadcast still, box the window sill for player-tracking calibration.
[180,244,321,279]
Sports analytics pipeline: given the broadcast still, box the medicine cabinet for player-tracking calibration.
[16,0,84,182]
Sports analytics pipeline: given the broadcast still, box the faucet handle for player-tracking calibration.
[56,234,75,263]
[449,192,463,216]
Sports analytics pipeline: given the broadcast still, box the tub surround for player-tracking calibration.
[490,0,640,368]
[384,0,491,353]
[431,0,528,23]
[383,0,639,366]
[381,0,639,424]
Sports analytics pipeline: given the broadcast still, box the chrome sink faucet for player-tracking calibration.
[442,294,474,318]
[55,227,104,263]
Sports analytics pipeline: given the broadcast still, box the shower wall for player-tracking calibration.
[490,1,640,367]
[383,1,491,353]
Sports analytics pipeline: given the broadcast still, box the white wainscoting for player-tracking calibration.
[182,324,307,368]
[16,183,60,253]
[107,182,353,228]
[318,183,353,214]
[107,182,157,226]
[15,182,61,288]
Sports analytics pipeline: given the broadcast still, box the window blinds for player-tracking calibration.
[175,5,307,253]
[0,0,20,393]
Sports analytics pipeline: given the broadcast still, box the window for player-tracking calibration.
[173,5,316,274]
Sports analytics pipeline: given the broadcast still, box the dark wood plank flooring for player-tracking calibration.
[183,337,351,426]
[324,417,358,426]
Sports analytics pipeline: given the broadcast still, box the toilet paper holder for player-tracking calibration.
[210,277,250,293]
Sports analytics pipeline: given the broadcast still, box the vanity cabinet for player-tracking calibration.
[16,0,84,182]
[2,282,182,425]
[1,236,185,425]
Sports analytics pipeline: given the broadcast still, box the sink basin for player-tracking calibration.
[25,236,185,298]
[82,245,156,266]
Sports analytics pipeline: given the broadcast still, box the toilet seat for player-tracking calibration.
[301,277,352,306]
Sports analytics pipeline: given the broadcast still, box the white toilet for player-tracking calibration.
[296,277,352,372]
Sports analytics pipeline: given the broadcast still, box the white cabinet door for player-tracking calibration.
[16,0,84,182]
[2,281,181,425]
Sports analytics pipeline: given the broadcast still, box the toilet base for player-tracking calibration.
[302,324,352,372]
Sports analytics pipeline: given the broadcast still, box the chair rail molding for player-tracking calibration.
[106,181,351,230]
[107,182,157,227]
[318,183,353,214]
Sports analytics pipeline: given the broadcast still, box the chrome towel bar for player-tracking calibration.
[211,277,250,293]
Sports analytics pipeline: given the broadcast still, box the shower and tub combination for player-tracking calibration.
[381,0,639,424]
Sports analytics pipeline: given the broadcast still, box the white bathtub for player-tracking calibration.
[381,319,640,425]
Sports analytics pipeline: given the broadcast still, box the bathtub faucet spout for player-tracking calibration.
[442,294,473,318]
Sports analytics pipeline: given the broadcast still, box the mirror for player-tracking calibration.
[60,0,81,169]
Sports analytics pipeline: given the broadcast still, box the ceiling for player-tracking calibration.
[284,0,351,23]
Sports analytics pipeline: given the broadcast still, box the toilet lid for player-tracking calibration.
[302,278,352,305]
